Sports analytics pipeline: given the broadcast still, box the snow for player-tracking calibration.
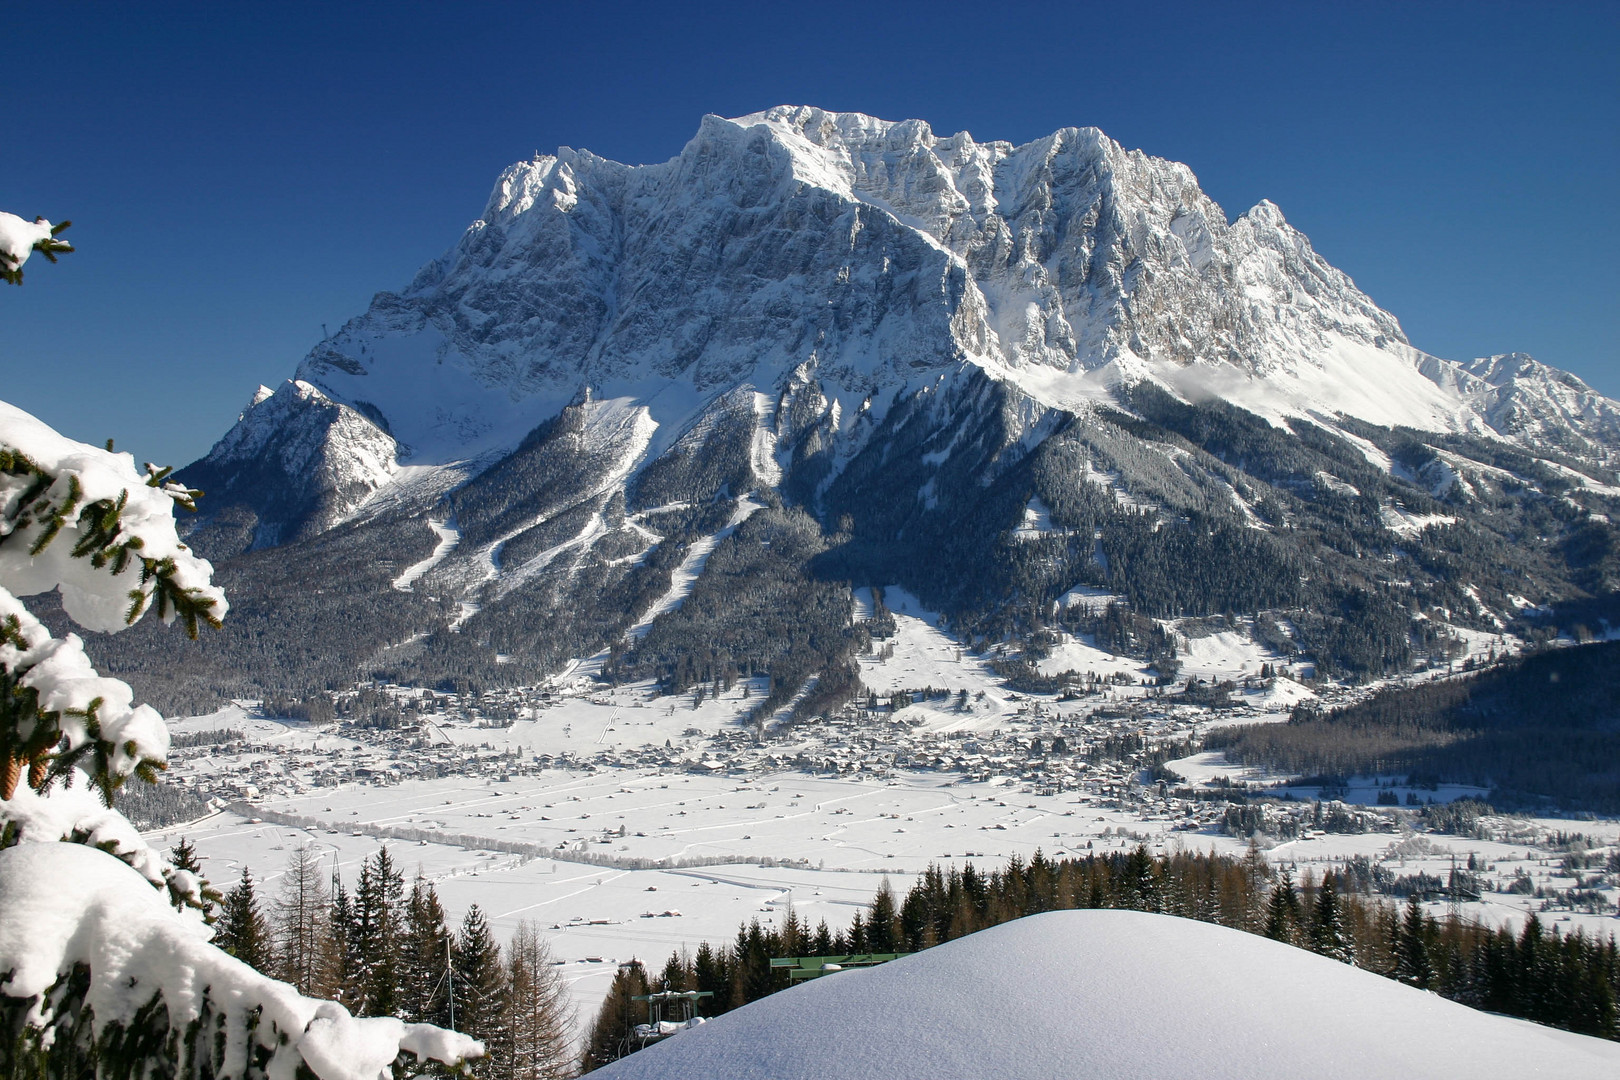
[1034,634,1148,683]
[0,781,185,895]
[0,842,481,1078]
[0,398,226,632]
[593,909,1620,1080]
[0,212,59,273]
[1,396,227,787]
[1173,627,1277,683]
[392,517,460,590]
[856,587,1008,721]
[1380,502,1456,536]
[1010,495,1055,540]
[0,586,172,785]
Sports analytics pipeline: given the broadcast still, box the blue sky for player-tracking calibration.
[5,0,1617,468]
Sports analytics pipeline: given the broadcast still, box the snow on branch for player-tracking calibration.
[0,842,484,1079]
[0,399,226,636]
[1,396,226,802]
[0,211,72,285]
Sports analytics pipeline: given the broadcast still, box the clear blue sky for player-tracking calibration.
[6,0,1617,468]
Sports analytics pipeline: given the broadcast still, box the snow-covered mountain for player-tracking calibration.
[149,108,1619,704]
[200,107,1616,533]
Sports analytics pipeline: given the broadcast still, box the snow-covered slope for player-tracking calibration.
[594,909,1620,1080]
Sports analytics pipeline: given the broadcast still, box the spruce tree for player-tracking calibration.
[215,867,272,972]
[401,873,453,1027]
[1264,871,1300,945]
[1121,845,1161,912]
[691,940,730,1013]
[867,879,899,952]
[1308,876,1353,963]
[167,837,221,920]
[1396,895,1435,988]
[329,876,362,1008]
[454,905,512,1070]
[351,846,406,1016]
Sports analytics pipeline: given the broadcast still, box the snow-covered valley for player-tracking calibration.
[154,597,1620,1033]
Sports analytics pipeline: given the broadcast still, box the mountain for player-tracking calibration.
[591,909,1620,1080]
[85,107,1620,711]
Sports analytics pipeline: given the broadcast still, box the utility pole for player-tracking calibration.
[446,935,455,1030]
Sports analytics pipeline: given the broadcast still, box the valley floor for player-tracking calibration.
[153,592,1620,1033]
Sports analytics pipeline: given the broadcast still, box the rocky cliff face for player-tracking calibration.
[151,108,1619,705]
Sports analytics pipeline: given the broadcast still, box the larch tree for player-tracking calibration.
[273,841,333,995]
[0,220,480,1078]
[507,920,576,1080]
[580,958,648,1073]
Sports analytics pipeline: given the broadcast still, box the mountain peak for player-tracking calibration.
[268,108,1614,476]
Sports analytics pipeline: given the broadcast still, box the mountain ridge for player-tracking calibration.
[96,107,1619,710]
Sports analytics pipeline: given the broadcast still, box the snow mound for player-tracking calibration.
[594,910,1620,1080]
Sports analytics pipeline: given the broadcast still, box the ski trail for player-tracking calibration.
[392,517,460,591]
[563,495,766,683]
[625,495,764,643]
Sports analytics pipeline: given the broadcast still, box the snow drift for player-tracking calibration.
[593,909,1620,1080]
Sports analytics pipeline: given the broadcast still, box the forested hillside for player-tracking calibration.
[1209,642,1620,810]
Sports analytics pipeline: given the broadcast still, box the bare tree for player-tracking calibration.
[273,843,331,995]
[507,921,575,1079]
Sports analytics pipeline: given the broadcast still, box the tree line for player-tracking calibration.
[200,841,574,1078]
[582,845,1620,1070]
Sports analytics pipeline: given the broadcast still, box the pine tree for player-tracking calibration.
[215,867,272,972]
[454,905,512,1071]
[507,920,574,1080]
[580,959,647,1073]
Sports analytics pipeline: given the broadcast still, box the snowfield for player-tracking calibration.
[593,909,1620,1080]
